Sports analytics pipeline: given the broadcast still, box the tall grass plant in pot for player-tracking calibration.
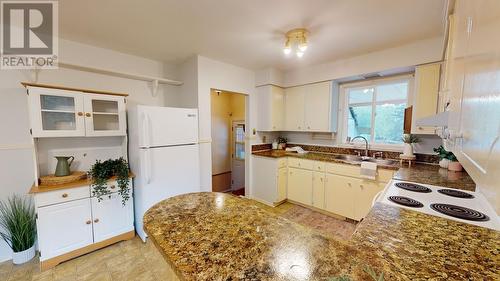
[0,195,37,264]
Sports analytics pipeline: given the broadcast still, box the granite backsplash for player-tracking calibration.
[252,143,439,164]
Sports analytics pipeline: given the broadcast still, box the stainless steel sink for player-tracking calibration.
[333,154,364,162]
[332,154,398,166]
[363,158,399,165]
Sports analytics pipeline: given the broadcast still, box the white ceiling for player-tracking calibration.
[59,0,446,70]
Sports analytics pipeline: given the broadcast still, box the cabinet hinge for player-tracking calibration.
[35,213,38,219]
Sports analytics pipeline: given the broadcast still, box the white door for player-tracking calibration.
[28,87,86,137]
[37,199,93,260]
[304,82,331,131]
[284,86,305,130]
[84,94,126,136]
[231,121,245,190]
[138,106,198,147]
[135,144,200,240]
[287,167,313,205]
[91,193,134,243]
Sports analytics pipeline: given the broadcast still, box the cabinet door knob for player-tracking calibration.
[77,112,84,116]
[110,185,116,189]
[62,193,68,198]
[308,126,311,129]
[94,219,99,223]
[348,183,352,187]
[85,113,91,117]
[86,220,91,225]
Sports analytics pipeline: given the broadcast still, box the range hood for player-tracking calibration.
[415,111,450,127]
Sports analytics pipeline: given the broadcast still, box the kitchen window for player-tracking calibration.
[341,77,411,147]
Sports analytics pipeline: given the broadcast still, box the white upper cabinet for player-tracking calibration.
[256,85,285,131]
[304,81,331,131]
[29,87,86,137]
[284,85,306,131]
[84,94,127,137]
[28,87,127,137]
[411,63,441,134]
[284,81,335,132]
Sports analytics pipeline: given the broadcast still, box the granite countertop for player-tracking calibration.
[253,150,476,191]
[144,193,500,280]
[252,150,400,170]
[393,164,476,191]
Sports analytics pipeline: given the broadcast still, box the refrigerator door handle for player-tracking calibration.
[144,149,152,184]
[142,113,152,148]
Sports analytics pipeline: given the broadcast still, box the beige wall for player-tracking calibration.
[210,91,245,176]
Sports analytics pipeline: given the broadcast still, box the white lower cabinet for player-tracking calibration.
[312,172,325,209]
[91,193,134,243]
[35,182,134,264]
[251,156,287,205]
[37,199,93,260]
[353,180,385,221]
[325,174,357,219]
[253,156,393,220]
[287,167,313,205]
[277,168,288,202]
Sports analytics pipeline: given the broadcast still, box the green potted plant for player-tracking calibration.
[89,157,131,205]
[0,195,36,264]
[401,134,420,157]
[277,136,288,150]
[433,145,452,168]
[433,145,462,171]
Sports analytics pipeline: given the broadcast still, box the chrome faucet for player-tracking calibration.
[351,136,369,157]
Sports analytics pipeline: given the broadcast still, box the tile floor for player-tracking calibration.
[0,199,357,281]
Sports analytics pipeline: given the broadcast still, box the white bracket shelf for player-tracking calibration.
[28,62,184,97]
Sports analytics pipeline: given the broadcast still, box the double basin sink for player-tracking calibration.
[332,154,399,166]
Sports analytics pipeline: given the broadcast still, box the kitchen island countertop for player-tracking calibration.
[144,192,500,280]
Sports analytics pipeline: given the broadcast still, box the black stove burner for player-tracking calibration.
[395,182,432,193]
[388,196,424,208]
[430,203,489,221]
[438,189,474,199]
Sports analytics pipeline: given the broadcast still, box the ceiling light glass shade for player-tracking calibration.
[296,51,304,58]
[298,44,308,52]
[283,46,291,55]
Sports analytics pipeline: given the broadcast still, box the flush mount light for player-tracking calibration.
[283,28,309,58]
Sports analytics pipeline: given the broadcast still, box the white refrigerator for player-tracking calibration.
[131,105,200,241]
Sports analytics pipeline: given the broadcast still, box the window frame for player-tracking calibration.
[338,74,414,151]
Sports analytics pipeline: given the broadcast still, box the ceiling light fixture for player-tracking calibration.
[283,28,309,58]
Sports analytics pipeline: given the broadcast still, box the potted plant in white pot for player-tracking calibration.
[276,137,288,150]
[0,195,36,264]
[433,145,452,168]
[401,134,420,157]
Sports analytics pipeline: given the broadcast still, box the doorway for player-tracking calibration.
[210,89,246,196]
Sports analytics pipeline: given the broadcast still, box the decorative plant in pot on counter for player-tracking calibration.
[433,145,462,171]
[401,134,420,157]
[89,157,130,205]
[0,195,36,264]
[277,136,288,150]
